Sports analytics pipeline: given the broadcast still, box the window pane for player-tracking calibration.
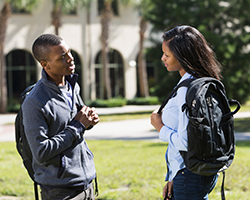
[6,50,37,109]
[95,49,124,98]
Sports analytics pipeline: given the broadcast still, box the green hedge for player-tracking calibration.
[127,96,160,105]
[87,96,160,108]
[87,98,127,108]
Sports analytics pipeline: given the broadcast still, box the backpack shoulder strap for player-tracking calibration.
[157,78,194,114]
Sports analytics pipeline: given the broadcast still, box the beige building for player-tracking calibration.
[4,0,153,107]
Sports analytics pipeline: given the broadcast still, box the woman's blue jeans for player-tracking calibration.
[172,168,218,200]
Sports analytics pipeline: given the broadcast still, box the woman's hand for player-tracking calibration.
[150,109,164,132]
[163,180,173,200]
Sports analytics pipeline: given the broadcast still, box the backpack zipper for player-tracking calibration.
[207,96,214,154]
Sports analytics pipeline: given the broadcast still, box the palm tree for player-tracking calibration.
[51,0,92,35]
[51,0,77,35]
[100,0,112,99]
[138,16,149,97]
[51,0,62,35]
[99,0,134,99]
[99,0,150,99]
[132,0,149,97]
[0,0,40,113]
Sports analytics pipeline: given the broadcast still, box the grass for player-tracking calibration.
[0,103,250,199]
[1,141,250,200]
[234,100,250,112]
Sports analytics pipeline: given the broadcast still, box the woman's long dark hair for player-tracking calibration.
[163,25,222,80]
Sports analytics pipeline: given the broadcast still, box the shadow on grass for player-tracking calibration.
[144,137,250,148]
[236,141,250,147]
[146,143,167,147]
[234,118,250,132]
[96,198,114,200]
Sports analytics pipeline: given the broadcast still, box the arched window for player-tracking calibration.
[95,49,124,98]
[6,49,37,107]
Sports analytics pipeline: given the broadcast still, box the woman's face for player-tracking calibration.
[161,41,186,77]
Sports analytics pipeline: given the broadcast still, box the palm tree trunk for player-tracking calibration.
[0,2,11,113]
[138,17,149,97]
[100,1,112,99]
[51,4,62,35]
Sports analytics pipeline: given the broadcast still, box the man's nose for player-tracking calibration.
[67,52,74,61]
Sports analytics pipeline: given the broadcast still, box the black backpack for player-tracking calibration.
[15,84,39,200]
[158,77,241,200]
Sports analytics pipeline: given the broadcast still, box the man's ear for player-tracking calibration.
[40,61,50,70]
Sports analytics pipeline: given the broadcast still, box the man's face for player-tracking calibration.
[43,40,75,83]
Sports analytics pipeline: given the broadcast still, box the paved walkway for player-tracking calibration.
[1,105,250,142]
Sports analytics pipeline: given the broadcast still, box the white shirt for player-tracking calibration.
[159,72,192,181]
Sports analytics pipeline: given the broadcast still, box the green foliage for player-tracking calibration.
[127,96,160,105]
[145,44,181,101]
[87,98,127,107]
[143,0,250,103]
[7,103,20,113]
[87,97,160,108]
[1,141,250,199]
[10,0,41,12]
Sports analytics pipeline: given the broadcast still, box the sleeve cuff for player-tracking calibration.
[68,119,86,139]
[159,126,169,142]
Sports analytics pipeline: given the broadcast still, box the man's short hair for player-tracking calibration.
[32,34,63,62]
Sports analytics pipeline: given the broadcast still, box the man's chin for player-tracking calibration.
[69,66,75,74]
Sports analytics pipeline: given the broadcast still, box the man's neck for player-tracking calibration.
[47,75,65,86]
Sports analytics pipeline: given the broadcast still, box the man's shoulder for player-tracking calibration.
[22,81,52,108]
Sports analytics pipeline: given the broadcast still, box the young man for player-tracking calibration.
[22,34,99,200]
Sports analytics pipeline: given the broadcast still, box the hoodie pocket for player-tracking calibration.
[84,140,94,158]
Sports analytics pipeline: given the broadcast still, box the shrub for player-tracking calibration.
[87,98,127,108]
[127,96,160,105]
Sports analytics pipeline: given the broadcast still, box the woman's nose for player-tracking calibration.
[161,54,165,61]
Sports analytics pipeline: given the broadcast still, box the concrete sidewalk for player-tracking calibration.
[0,105,250,142]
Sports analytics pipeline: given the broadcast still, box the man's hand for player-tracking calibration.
[150,109,164,132]
[74,106,99,128]
[88,107,100,126]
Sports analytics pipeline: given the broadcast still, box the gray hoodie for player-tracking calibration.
[22,69,96,188]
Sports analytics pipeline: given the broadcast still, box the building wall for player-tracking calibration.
[5,0,144,101]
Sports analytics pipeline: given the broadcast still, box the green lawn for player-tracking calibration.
[0,141,250,200]
[1,104,250,199]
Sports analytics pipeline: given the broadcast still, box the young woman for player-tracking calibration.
[151,25,222,200]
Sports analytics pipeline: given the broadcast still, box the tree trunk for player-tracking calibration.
[138,17,149,97]
[51,4,61,35]
[86,3,92,99]
[100,1,112,99]
[0,2,11,113]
